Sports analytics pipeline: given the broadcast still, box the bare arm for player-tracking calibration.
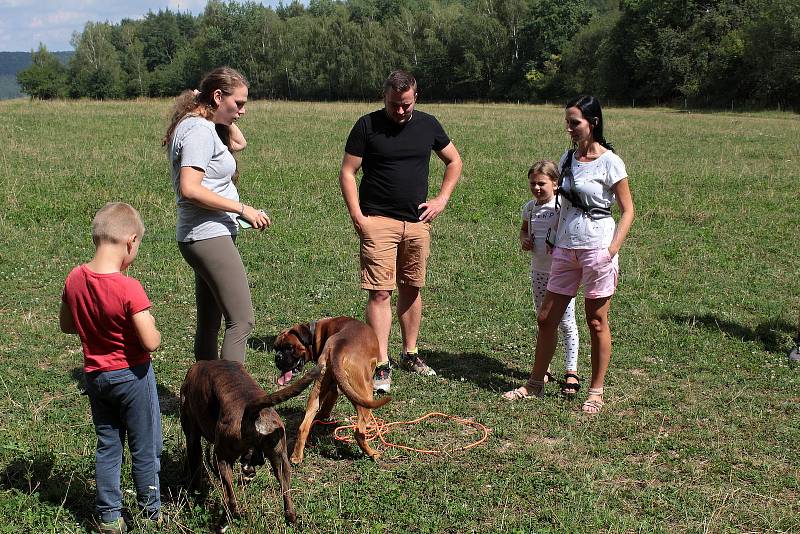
[179,166,270,229]
[419,142,463,222]
[132,309,161,352]
[59,301,77,334]
[608,178,634,257]
[520,220,532,251]
[338,152,366,235]
[227,123,247,152]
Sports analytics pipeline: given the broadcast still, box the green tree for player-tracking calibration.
[16,44,68,99]
[68,22,124,99]
[740,0,800,109]
[117,21,149,97]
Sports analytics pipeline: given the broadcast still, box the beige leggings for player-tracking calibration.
[179,235,254,362]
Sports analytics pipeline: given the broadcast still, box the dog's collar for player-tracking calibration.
[309,320,317,341]
[305,320,318,360]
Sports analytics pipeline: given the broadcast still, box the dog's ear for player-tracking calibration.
[291,324,313,347]
[254,410,280,437]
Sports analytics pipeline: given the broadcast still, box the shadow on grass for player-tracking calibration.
[248,335,277,353]
[418,349,528,392]
[253,338,528,392]
[70,366,181,416]
[0,452,94,525]
[665,312,796,353]
[277,406,368,462]
[0,447,190,529]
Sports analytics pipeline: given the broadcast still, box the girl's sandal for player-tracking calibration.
[502,379,545,401]
[582,387,604,414]
[560,373,581,397]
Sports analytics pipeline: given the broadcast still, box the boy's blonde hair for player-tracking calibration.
[91,202,145,245]
[528,160,559,183]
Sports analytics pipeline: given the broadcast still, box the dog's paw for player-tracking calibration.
[289,454,303,465]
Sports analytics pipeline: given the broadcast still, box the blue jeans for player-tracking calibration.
[85,362,162,522]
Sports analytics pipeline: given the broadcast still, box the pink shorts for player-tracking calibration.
[547,247,619,299]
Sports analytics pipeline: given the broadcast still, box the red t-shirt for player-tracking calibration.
[62,265,152,372]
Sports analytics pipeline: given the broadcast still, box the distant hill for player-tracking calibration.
[0,51,73,99]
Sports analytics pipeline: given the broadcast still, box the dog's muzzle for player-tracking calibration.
[274,347,306,386]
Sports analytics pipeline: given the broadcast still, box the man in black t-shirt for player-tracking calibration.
[339,70,463,394]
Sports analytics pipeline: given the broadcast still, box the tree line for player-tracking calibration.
[16,0,800,110]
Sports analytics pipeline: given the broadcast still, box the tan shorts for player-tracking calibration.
[360,215,431,290]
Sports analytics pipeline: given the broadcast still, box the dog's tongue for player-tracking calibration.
[277,370,293,386]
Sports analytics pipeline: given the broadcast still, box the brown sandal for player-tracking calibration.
[582,387,604,414]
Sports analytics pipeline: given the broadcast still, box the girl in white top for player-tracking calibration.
[511,161,581,397]
[504,95,635,414]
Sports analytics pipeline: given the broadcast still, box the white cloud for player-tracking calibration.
[0,0,287,51]
[28,10,91,29]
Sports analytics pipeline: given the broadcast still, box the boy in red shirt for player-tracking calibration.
[60,202,162,533]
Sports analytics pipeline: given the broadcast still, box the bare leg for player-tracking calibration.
[366,290,392,365]
[526,292,573,391]
[397,285,421,353]
[584,296,612,411]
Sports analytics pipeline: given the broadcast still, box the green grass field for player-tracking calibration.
[0,98,798,533]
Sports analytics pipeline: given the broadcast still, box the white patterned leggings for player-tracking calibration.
[531,270,579,371]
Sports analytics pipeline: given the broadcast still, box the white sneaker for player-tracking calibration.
[789,346,800,362]
[373,363,392,394]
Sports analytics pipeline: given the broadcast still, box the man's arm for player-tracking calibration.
[132,309,161,352]
[418,142,463,223]
[338,152,367,235]
[59,301,77,334]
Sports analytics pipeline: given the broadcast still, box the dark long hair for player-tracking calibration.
[565,95,614,152]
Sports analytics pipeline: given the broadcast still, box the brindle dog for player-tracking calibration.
[180,359,321,523]
[273,316,391,464]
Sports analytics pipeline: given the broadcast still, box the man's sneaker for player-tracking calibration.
[96,517,127,534]
[373,363,392,394]
[399,353,436,376]
[789,345,800,362]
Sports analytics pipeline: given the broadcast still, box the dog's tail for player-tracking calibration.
[254,366,322,410]
[330,352,391,409]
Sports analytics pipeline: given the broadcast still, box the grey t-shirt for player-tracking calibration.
[169,116,239,242]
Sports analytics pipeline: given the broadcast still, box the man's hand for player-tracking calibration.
[351,212,368,236]
[418,195,449,223]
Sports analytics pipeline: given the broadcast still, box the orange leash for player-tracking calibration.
[313,412,490,455]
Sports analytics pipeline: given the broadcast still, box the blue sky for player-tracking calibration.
[0,1,278,52]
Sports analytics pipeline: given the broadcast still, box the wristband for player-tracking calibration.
[239,203,245,216]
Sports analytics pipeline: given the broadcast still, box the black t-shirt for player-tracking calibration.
[344,109,451,222]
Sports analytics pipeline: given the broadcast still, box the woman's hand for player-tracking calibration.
[241,204,271,230]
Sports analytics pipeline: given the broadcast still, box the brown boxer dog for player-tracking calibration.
[180,359,321,523]
[273,316,391,463]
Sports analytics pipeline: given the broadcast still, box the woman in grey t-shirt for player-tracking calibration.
[163,67,270,362]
